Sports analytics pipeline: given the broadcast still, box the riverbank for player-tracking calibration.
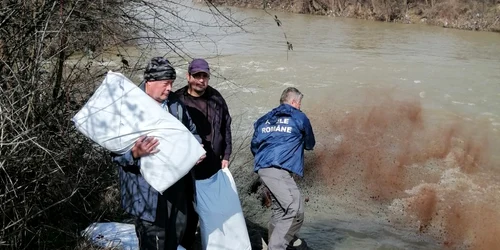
[208,0,500,32]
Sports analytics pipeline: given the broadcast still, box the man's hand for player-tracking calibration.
[196,153,206,165]
[221,159,229,169]
[131,135,160,159]
[195,144,206,165]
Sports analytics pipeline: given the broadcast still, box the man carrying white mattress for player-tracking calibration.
[112,57,205,250]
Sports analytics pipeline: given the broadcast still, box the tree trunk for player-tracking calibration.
[338,0,345,11]
[371,0,376,12]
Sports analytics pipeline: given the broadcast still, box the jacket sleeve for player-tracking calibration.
[222,101,232,161]
[301,115,315,150]
[111,150,141,170]
[181,103,202,143]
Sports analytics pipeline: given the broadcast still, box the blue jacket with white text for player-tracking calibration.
[251,103,315,176]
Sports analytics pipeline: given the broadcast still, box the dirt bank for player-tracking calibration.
[208,0,500,32]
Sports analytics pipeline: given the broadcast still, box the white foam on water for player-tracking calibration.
[217,66,232,71]
[452,101,465,105]
[241,61,262,70]
[314,83,329,88]
[176,68,186,75]
[467,103,476,106]
[414,80,421,84]
[246,61,260,65]
[419,91,426,98]
[240,87,259,93]
[214,81,233,91]
[216,85,230,91]
[275,67,286,71]
[480,112,498,117]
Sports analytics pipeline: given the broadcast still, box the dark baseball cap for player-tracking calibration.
[188,58,210,75]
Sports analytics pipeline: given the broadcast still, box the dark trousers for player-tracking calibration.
[135,219,170,250]
[180,201,199,250]
[135,173,196,250]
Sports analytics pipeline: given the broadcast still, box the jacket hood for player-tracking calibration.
[266,104,297,123]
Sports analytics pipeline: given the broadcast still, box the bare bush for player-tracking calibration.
[0,0,245,249]
[211,0,500,30]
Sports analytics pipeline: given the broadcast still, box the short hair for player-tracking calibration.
[279,87,303,105]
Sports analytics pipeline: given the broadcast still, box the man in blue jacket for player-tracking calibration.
[251,87,315,250]
[112,57,204,250]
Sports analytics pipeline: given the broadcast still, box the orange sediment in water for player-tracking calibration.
[304,88,499,249]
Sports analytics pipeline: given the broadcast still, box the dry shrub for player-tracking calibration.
[0,0,244,249]
[0,1,128,248]
[211,0,500,31]
[425,0,472,20]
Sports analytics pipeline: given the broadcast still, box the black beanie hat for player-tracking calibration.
[144,57,176,81]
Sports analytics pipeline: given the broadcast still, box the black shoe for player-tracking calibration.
[286,237,309,250]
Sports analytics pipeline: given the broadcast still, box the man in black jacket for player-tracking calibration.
[175,58,233,249]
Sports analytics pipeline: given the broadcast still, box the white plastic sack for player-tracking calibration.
[81,222,138,250]
[81,222,186,250]
[72,71,205,193]
[195,168,251,250]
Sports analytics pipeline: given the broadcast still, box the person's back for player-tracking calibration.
[251,87,315,250]
[251,103,314,177]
